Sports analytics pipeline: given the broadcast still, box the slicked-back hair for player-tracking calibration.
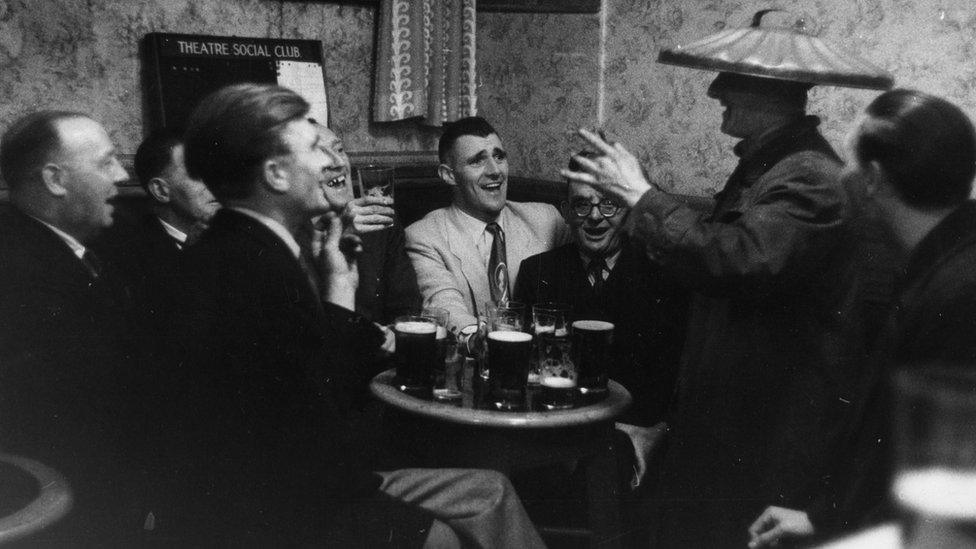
[0,110,88,191]
[855,88,976,209]
[134,128,182,192]
[438,116,497,164]
[183,83,309,201]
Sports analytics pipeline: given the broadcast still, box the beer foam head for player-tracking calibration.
[572,320,614,332]
[395,320,437,335]
[435,326,447,339]
[488,330,532,343]
[541,376,577,389]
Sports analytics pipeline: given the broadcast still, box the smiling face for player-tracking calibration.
[565,182,626,258]
[442,133,509,222]
[52,116,128,240]
[314,124,354,210]
[274,118,346,219]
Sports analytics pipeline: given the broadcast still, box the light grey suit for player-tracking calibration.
[405,201,568,332]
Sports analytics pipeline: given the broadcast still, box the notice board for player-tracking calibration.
[142,33,328,131]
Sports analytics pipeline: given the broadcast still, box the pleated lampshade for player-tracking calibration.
[658,9,894,90]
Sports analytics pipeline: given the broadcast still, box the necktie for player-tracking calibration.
[298,247,322,301]
[485,222,510,306]
[588,257,606,296]
[81,249,103,279]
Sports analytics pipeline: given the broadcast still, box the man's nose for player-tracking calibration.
[485,157,501,176]
[587,204,604,222]
[707,75,726,99]
[111,157,129,184]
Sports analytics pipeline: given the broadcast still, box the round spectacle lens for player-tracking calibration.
[572,200,620,218]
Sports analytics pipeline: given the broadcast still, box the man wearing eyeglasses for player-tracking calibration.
[514,152,689,495]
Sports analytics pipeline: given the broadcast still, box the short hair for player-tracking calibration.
[134,128,183,192]
[183,83,310,201]
[855,89,976,209]
[438,116,497,164]
[0,110,89,191]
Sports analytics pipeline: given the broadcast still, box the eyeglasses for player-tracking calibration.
[570,199,621,218]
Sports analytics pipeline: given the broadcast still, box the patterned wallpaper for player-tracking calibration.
[601,0,976,195]
[1,0,974,196]
[0,0,441,160]
[477,11,601,180]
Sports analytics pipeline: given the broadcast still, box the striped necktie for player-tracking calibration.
[485,222,510,305]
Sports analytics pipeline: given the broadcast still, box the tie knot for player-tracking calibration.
[486,222,502,235]
[588,257,606,273]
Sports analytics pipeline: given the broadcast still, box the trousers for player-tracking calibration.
[379,468,546,549]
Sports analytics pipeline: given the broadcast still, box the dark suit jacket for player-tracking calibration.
[0,205,151,543]
[811,201,976,537]
[95,214,183,355]
[167,209,429,546]
[514,240,689,426]
[354,222,421,325]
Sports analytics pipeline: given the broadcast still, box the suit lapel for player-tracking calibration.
[217,210,323,324]
[446,208,489,315]
[10,209,93,287]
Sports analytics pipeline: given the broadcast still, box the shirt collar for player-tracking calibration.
[157,217,188,246]
[228,206,301,258]
[451,203,506,236]
[30,216,86,259]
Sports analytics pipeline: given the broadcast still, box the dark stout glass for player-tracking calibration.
[571,320,614,400]
[394,318,437,399]
[487,330,533,411]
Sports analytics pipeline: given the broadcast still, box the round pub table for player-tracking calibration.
[370,368,632,548]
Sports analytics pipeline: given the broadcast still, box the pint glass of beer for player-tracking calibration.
[393,315,438,399]
[571,320,614,400]
[421,307,451,390]
[892,366,976,548]
[487,330,533,411]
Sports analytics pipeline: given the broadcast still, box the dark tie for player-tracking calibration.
[81,249,103,279]
[298,248,322,302]
[485,222,510,306]
[588,257,606,296]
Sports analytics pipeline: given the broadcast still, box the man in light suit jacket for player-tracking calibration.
[406,116,567,340]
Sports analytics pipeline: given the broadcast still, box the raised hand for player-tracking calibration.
[560,128,654,207]
[314,211,361,310]
[342,195,395,234]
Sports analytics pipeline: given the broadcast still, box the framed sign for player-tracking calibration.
[142,33,329,131]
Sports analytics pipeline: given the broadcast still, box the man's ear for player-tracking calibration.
[147,177,171,203]
[559,198,573,222]
[863,160,887,198]
[262,158,290,193]
[437,164,456,187]
[39,163,67,197]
